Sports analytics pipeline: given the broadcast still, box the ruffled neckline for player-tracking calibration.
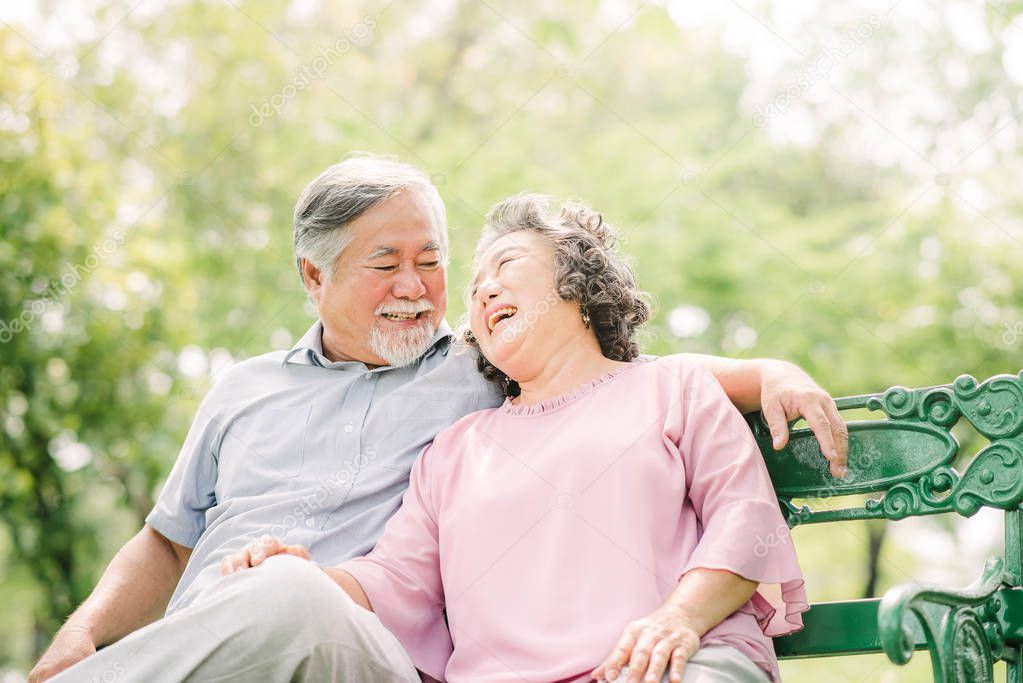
[500,358,650,416]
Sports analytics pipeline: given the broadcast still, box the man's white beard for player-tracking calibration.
[369,320,437,368]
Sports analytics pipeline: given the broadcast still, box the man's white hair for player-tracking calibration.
[292,153,447,283]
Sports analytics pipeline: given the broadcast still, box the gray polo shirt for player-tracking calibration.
[146,320,502,614]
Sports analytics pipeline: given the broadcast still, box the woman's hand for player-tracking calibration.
[680,354,848,477]
[220,535,310,575]
[591,604,701,683]
[760,361,849,477]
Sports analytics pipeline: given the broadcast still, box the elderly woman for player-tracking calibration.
[226,195,807,683]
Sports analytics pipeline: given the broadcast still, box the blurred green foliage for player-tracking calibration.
[1,0,1021,680]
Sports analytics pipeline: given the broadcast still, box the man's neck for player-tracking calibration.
[320,326,383,367]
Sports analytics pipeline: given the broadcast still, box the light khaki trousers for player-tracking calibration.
[617,645,772,683]
[51,555,421,682]
[52,554,770,683]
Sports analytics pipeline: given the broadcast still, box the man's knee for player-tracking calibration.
[232,555,361,637]
[222,555,417,679]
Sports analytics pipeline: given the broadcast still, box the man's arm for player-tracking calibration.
[681,354,849,476]
[29,524,191,683]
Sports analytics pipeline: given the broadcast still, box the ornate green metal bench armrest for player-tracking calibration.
[746,371,1023,682]
[879,556,1012,683]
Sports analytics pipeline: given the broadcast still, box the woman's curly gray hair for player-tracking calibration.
[464,193,651,397]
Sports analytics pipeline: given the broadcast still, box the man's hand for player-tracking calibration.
[760,361,849,477]
[220,535,310,575]
[590,604,700,683]
[28,624,97,683]
[28,526,190,683]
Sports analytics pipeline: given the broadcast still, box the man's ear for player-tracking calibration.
[300,258,323,300]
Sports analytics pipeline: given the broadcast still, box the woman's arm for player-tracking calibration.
[320,567,372,611]
[681,353,848,476]
[676,354,767,413]
[660,567,757,641]
[221,539,372,614]
[592,359,810,683]
[591,568,756,683]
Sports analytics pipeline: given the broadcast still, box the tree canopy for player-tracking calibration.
[1,1,1021,679]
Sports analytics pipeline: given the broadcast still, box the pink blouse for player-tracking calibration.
[344,355,807,682]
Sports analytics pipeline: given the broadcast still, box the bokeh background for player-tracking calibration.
[2,0,1022,680]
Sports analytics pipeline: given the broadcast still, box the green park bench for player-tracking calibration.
[746,371,1023,683]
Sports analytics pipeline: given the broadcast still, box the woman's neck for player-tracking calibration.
[511,339,632,407]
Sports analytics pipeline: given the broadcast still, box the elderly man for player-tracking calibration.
[31,154,847,683]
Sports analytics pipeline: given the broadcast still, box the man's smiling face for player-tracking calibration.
[303,188,448,367]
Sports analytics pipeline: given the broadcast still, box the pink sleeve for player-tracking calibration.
[675,362,809,636]
[342,443,450,679]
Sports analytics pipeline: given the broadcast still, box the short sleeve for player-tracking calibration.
[343,442,448,680]
[144,390,223,548]
[676,362,809,636]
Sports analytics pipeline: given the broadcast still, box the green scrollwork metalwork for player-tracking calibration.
[953,373,1023,440]
[763,371,1023,681]
[879,557,1007,683]
[863,440,1023,519]
[951,610,996,683]
[866,384,960,427]
[950,440,1023,516]
[760,372,1023,527]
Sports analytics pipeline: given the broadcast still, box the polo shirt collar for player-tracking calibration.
[282,319,453,369]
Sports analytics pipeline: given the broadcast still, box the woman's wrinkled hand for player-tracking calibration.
[760,361,849,477]
[220,535,310,575]
[591,605,701,683]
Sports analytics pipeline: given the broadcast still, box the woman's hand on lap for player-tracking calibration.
[591,604,700,683]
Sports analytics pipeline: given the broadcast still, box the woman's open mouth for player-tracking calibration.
[487,306,518,334]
